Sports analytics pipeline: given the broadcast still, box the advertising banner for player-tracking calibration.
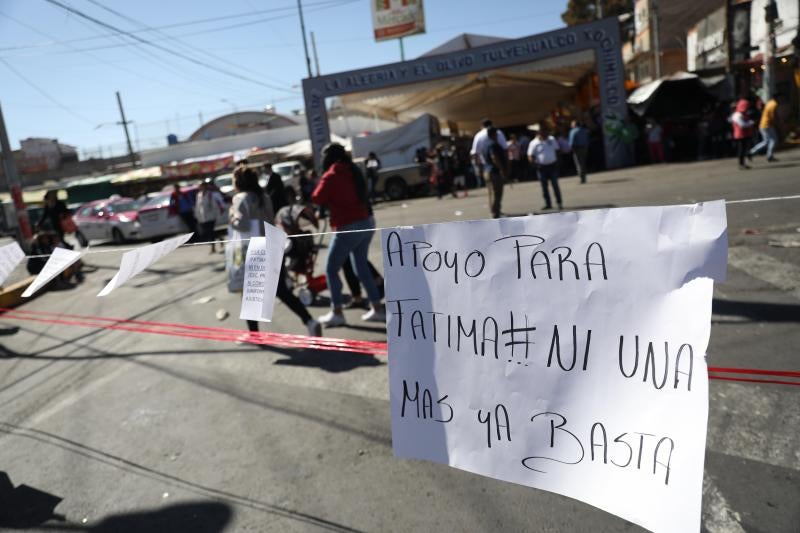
[371,0,425,42]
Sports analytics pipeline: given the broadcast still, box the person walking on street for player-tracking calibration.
[312,143,385,327]
[568,120,590,183]
[264,163,289,213]
[646,119,664,163]
[365,152,381,200]
[749,93,779,162]
[170,183,197,235]
[194,179,224,252]
[483,128,507,218]
[228,167,321,338]
[507,134,522,183]
[470,118,507,188]
[730,98,755,169]
[528,126,563,211]
[37,190,72,243]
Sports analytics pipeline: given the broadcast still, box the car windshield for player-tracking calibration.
[143,194,170,208]
[107,200,142,214]
[275,165,295,177]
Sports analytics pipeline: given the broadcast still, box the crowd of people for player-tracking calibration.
[468,118,592,218]
[218,143,388,342]
[23,95,787,336]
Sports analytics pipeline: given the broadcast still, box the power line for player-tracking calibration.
[82,0,293,89]
[0,10,239,104]
[0,0,343,52]
[0,57,95,125]
[42,0,299,94]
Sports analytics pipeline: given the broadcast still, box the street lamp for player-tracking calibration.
[221,98,241,135]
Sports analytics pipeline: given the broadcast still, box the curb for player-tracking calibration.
[0,276,36,309]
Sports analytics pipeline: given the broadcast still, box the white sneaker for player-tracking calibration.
[361,308,386,322]
[318,311,346,327]
[306,319,322,337]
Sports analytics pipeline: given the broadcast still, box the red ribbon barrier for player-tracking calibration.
[2,309,799,386]
[0,308,387,356]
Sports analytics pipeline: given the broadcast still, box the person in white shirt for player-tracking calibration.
[527,126,563,211]
[470,118,507,187]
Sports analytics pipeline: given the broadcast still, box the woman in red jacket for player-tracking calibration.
[730,98,754,169]
[312,143,385,326]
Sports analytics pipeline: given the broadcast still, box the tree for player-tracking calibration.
[561,0,633,26]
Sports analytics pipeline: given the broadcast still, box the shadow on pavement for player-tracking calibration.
[0,471,64,528]
[271,346,383,372]
[504,204,618,217]
[0,423,365,532]
[0,345,385,373]
[712,298,800,323]
[38,501,233,533]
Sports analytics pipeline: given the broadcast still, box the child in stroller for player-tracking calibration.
[275,203,326,305]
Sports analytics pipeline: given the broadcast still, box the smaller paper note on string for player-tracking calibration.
[98,233,192,297]
[0,241,25,286]
[239,223,287,322]
[22,247,83,297]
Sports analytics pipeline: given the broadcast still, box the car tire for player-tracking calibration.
[384,177,407,201]
[112,227,125,244]
[76,231,89,247]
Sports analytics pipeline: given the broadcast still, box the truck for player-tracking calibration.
[352,113,440,201]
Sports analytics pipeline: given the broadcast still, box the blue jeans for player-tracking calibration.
[750,127,777,159]
[326,217,380,307]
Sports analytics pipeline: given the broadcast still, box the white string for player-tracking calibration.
[725,194,800,204]
[19,193,800,260]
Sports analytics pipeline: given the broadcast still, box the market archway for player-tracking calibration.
[302,17,629,170]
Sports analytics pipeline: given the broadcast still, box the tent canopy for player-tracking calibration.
[627,71,717,118]
[340,34,595,133]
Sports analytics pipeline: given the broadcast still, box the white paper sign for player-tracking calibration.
[98,233,193,296]
[0,241,25,286]
[383,202,728,533]
[22,247,83,297]
[239,223,288,322]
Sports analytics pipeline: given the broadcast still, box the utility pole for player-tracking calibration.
[596,0,603,19]
[651,0,661,79]
[311,31,321,76]
[763,0,779,100]
[297,0,313,78]
[399,37,406,61]
[0,102,32,240]
[116,91,136,166]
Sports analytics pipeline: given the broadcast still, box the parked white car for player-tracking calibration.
[213,173,234,197]
[73,197,144,244]
[136,188,197,240]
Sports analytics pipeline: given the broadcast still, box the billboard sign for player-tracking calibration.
[371,0,425,42]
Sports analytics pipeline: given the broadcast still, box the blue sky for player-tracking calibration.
[0,0,567,158]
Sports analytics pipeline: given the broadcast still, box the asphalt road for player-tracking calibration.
[0,150,798,532]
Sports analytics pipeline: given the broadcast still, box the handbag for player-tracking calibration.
[59,214,77,234]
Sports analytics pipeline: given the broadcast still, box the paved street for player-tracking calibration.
[1,151,799,532]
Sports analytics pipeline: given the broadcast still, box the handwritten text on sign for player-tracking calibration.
[383,202,727,533]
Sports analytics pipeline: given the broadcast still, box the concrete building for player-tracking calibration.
[17,137,78,173]
[625,0,723,84]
